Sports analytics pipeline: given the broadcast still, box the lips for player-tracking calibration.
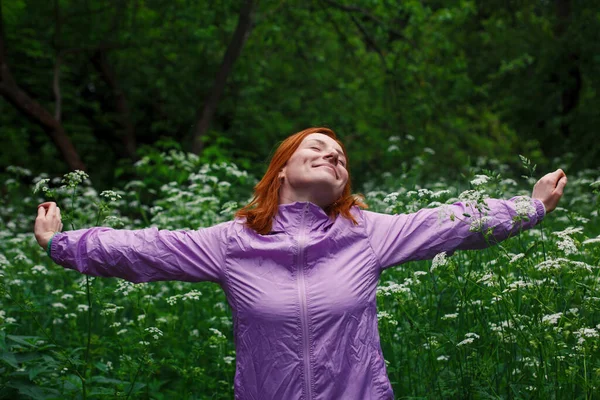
[314,164,337,178]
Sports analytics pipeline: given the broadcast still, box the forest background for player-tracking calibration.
[1,0,599,188]
[2,0,600,399]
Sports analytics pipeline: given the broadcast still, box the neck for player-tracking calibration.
[278,187,330,209]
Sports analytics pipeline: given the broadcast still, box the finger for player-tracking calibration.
[59,222,63,231]
[37,206,46,218]
[38,202,56,210]
[48,202,57,216]
[554,176,567,195]
[552,169,566,181]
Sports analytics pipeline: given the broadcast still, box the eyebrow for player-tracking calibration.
[307,139,345,158]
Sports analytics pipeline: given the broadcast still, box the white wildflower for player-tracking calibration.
[431,252,448,272]
[62,170,89,187]
[182,290,202,301]
[100,190,122,202]
[145,327,163,340]
[223,356,235,365]
[509,253,525,264]
[52,303,67,309]
[515,196,536,218]
[33,178,50,194]
[555,227,584,236]
[31,265,49,275]
[574,327,599,345]
[583,237,600,245]
[437,355,449,361]
[556,235,578,255]
[458,189,488,204]
[470,175,490,186]
[457,338,475,347]
[541,313,562,325]
[469,216,492,232]
[477,272,495,286]
[441,313,458,320]
[100,303,123,316]
[209,328,225,338]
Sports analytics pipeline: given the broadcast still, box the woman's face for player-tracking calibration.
[278,133,349,207]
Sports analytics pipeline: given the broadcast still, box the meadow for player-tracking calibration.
[1,148,599,399]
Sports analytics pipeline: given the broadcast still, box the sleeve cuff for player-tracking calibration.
[533,198,546,221]
[46,232,59,257]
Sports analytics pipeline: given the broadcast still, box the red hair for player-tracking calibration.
[236,127,368,234]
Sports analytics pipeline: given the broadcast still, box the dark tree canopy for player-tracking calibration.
[1,0,598,188]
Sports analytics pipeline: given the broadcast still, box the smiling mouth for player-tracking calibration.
[314,164,337,178]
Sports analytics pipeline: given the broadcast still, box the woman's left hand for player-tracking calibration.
[532,169,567,213]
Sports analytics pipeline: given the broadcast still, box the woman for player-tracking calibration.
[35,127,567,399]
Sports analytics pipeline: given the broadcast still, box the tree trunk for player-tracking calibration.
[0,3,86,171]
[555,0,581,139]
[191,0,255,155]
[91,49,137,160]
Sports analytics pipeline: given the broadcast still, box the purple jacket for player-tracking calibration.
[50,198,545,399]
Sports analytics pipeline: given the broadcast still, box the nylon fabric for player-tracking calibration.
[49,197,546,399]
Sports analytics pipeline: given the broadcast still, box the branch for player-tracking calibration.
[53,0,62,121]
[321,0,404,38]
[0,0,85,171]
[53,55,62,121]
[191,0,256,154]
[0,0,6,66]
[349,14,387,70]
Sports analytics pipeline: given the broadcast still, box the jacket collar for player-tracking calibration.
[271,201,334,235]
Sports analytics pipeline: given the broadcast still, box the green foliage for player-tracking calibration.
[1,0,598,188]
[2,151,600,398]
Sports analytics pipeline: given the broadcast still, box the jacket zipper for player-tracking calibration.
[297,203,313,400]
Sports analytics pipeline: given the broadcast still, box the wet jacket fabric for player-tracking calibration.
[49,198,545,400]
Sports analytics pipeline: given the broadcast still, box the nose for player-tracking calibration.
[324,150,338,164]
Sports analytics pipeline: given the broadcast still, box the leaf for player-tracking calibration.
[0,331,6,351]
[89,375,131,385]
[7,381,60,400]
[6,335,40,348]
[28,364,51,380]
[0,351,19,368]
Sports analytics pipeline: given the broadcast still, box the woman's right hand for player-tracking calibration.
[35,202,63,250]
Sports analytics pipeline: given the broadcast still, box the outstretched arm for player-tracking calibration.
[34,202,228,284]
[363,169,567,271]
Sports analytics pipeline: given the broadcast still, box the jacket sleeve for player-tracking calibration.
[49,222,230,284]
[362,197,546,271]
